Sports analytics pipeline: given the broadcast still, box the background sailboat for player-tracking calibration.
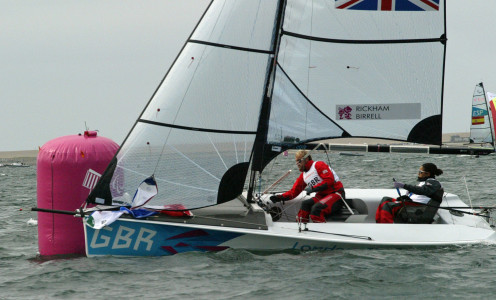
[469,82,496,149]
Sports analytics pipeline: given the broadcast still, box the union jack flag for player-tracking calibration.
[335,0,440,11]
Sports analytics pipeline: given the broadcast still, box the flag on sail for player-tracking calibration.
[131,176,158,208]
[472,107,487,125]
[472,116,485,125]
[335,0,439,11]
[85,207,158,229]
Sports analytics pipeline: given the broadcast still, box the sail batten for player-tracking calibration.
[138,119,257,135]
[283,30,446,44]
[189,39,274,55]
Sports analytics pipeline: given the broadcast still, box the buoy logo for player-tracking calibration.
[83,169,102,191]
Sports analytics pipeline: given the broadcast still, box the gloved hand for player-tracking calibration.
[270,195,284,203]
[304,186,313,195]
[397,195,412,202]
[393,181,404,189]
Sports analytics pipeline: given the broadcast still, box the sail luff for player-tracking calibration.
[250,0,287,171]
[247,0,287,202]
[439,0,448,146]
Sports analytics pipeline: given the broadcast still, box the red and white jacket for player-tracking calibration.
[281,160,343,200]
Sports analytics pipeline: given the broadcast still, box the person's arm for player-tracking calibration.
[281,173,306,199]
[404,178,441,196]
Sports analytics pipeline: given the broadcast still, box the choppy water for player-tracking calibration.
[2,152,496,299]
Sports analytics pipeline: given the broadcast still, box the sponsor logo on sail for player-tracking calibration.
[472,107,487,117]
[336,103,421,120]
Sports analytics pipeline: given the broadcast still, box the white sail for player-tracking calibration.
[470,83,494,145]
[89,0,280,209]
[268,0,445,145]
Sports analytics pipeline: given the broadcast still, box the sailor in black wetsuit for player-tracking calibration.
[376,163,444,223]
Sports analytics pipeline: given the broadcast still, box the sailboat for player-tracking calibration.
[469,82,496,149]
[73,0,496,256]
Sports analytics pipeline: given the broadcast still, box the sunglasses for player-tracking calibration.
[296,158,304,164]
[418,170,428,174]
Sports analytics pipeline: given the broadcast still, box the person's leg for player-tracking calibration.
[297,198,316,223]
[375,197,395,223]
[309,193,342,223]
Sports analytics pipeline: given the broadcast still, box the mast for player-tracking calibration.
[247,0,287,202]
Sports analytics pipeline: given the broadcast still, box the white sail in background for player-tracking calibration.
[470,83,494,145]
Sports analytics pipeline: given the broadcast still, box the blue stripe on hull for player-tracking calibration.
[85,219,243,256]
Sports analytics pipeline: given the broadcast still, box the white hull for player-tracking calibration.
[84,189,496,256]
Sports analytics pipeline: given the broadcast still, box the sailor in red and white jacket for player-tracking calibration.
[270,150,345,223]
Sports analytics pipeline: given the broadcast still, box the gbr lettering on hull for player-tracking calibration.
[90,225,157,252]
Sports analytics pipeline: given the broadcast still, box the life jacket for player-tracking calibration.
[303,161,342,193]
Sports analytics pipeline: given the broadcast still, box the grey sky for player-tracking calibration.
[1,0,494,151]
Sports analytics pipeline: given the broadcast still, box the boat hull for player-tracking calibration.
[84,217,496,257]
[83,189,496,256]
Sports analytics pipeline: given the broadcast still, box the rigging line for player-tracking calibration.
[304,0,314,141]
[411,197,490,218]
[263,169,292,194]
[324,146,332,169]
[167,144,221,182]
[205,133,228,171]
[153,36,212,175]
[154,176,216,193]
[233,132,239,165]
[463,175,474,209]
[276,64,349,135]
[302,229,373,241]
[272,193,308,220]
[264,153,280,190]
[191,215,268,228]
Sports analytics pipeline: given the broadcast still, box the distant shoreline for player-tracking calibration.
[0,132,469,162]
[0,150,38,163]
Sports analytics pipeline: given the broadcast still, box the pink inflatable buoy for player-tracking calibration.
[36,131,118,256]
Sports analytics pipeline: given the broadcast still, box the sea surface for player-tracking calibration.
[2,152,496,299]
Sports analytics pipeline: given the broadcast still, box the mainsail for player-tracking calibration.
[470,83,495,145]
[88,0,447,210]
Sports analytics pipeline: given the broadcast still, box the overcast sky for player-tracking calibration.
[1,0,495,151]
